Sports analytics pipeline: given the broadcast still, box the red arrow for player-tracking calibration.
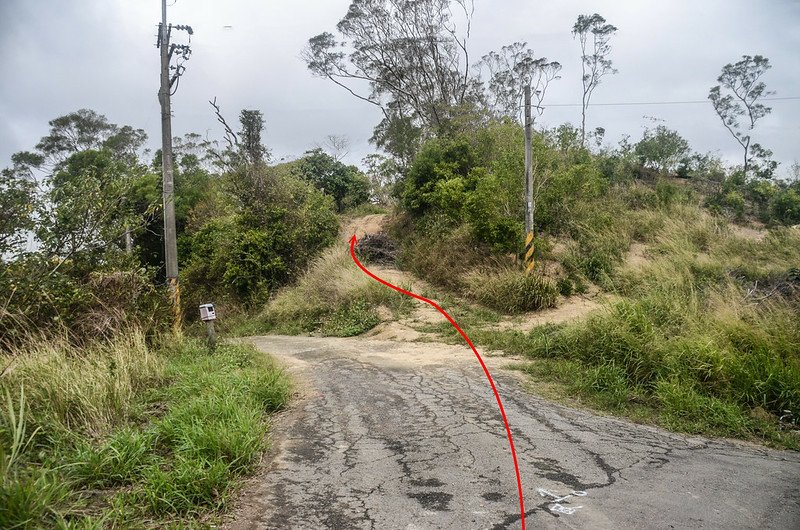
[350,235,526,529]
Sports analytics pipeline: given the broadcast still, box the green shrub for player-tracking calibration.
[633,125,691,175]
[723,190,746,220]
[181,167,339,311]
[465,169,523,253]
[466,269,558,314]
[400,121,610,252]
[293,148,371,212]
[770,188,800,225]
[401,138,477,216]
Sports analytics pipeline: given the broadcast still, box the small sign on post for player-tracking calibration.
[199,303,217,350]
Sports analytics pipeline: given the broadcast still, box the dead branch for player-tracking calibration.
[209,97,239,151]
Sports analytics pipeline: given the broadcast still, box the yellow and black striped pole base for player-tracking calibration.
[168,276,183,337]
[524,232,535,274]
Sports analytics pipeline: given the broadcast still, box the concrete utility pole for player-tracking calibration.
[125,227,133,253]
[523,85,535,273]
[158,0,180,333]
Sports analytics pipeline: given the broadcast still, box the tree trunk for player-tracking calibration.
[743,137,750,179]
[580,92,587,146]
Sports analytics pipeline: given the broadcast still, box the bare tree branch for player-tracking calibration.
[209,97,239,151]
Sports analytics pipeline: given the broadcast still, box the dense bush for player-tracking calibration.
[401,137,478,216]
[294,148,371,212]
[400,120,608,255]
[706,171,800,225]
[0,111,172,345]
[0,109,350,338]
[0,253,168,351]
[769,187,800,225]
[181,166,338,310]
[634,125,690,175]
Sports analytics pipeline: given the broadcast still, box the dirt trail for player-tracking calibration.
[343,214,610,337]
[342,214,388,242]
[491,294,607,332]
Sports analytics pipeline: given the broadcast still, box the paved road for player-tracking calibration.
[228,335,800,530]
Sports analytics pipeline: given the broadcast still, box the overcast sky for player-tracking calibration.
[1,0,798,176]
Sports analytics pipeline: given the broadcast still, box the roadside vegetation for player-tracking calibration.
[463,205,800,449]
[236,245,413,337]
[283,0,799,448]
[0,332,289,528]
[0,103,383,525]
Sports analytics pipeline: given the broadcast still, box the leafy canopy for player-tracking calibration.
[708,55,774,178]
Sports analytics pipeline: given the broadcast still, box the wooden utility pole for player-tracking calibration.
[158,0,180,333]
[523,85,535,274]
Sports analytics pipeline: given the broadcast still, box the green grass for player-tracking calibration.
[465,269,558,313]
[518,357,795,447]
[320,299,381,337]
[242,245,413,337]
[0,333,291,528]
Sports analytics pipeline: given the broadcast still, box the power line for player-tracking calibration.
[544,96,800,108]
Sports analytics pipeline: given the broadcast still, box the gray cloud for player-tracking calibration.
[1,0,798,174]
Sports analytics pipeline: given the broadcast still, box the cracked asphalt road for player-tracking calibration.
[227,335,800,530]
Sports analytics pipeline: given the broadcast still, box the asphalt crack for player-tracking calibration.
[227,336,800,530]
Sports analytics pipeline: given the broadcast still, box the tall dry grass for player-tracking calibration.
[0,332,292,527]
[1,330,164,440]
[465,268,558,313]
[259,245,409,335]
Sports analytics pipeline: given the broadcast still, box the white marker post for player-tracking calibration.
[199,303,217,350]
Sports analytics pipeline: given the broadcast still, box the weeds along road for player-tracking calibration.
[227,335,800,530]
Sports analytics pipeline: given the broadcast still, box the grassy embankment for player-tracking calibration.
[230,244,415,338]
[0,332,290,528]
[429,199,800,449]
